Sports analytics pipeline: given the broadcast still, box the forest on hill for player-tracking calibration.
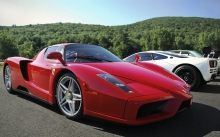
[0,16,220,60]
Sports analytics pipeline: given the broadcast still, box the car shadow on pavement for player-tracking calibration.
[14,92,62,115]
[213,78,220,82]
[72,102,220,137]
[194,84,220,94]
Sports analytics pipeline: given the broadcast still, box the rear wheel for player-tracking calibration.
[56,73,83,120]
[4,65,14,93]
[200,80,207,86]
[174,65,201,90]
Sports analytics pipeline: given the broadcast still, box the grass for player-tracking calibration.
[0,62,3,69]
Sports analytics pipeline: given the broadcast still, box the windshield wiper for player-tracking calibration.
[67,56,112,62]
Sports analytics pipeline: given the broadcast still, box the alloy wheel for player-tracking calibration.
[4,66,12,91]
[57,76,82,117]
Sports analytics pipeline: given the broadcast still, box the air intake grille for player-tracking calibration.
[137,100,168,118]
[178,100,191,112]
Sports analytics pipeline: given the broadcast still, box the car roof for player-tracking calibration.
[138,50,164,53]
[51,43,79,47]
[50,43,102,48]
[169,50,195,52]
[135,51,189,58]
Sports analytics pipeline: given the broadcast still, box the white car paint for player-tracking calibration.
[123,51,218,89]
[169,50,220,74]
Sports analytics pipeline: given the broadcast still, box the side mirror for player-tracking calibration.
[135,54,140,62]
[47,52,66,66]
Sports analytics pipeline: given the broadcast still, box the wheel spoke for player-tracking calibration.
[7,81,11,89]
[60,87,66,94]
[68,78,74,92]
[7,68,10,76]
[5,75,9,80]
[60,83,68,91]
[8,81,11,86]
[60,99,68,107]
[72,98,81,101]
[68,101,75,114]
[6,81,9,88]
[60,96,66,104]
[72,93,81,98]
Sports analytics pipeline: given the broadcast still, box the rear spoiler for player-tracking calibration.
[202,47,220,59]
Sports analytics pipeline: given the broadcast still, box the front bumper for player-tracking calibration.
[86,89,192,125]
[122,90,192,125]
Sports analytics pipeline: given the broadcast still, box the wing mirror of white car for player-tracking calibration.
[170,56,173,59]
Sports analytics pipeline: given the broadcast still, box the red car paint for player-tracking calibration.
[3,43,192,125]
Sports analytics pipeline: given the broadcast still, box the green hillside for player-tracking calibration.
[0,17,220,59]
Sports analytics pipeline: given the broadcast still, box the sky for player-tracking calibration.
[0,0,220,26]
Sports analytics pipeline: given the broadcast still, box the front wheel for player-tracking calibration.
[174,65,201,90]
[56,73,83,120]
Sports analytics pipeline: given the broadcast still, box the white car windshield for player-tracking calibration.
[190,51,203,58]
[158,52,188,58]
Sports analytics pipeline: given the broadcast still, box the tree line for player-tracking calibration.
[0,16,220,60]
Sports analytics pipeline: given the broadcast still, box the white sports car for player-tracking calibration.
[123,51,218,90]
[169,49,220,74]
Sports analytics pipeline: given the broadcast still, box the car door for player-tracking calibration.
[30,46,59,92]
[150,53,174,70]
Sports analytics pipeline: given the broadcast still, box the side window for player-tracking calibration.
[56,46,64,56]
[123,55,135,62]
[181,51,189,54]
[139,53,152,61]
[152,53,168,60]
[57,46,64,52]
[44,46,59,58]
[181,51,194,57]
[181,51,189,55]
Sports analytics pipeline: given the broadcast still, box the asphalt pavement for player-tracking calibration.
[0,70,220,137]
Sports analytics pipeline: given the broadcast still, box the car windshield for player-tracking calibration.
[158,52,188,58]
[64,44,122,63]
[190,50,203,58]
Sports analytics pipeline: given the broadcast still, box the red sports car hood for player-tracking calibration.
[84,62,181,92]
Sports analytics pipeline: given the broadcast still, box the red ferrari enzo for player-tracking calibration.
[3,43,192,125]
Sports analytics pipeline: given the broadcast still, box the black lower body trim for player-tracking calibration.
[12,88,54,106]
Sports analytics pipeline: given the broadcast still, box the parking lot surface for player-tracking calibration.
[0,71,219,137]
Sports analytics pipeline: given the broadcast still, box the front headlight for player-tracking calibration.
[97,74,133,93]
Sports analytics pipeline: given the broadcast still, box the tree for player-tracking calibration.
[0,30,18,59]
[18,41,35,58]
[141,27,175,51]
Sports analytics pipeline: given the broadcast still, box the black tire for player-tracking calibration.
[174,65,201,90]
[56,73,83,120]
[200,80,207,86]
[4,65,14,94]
